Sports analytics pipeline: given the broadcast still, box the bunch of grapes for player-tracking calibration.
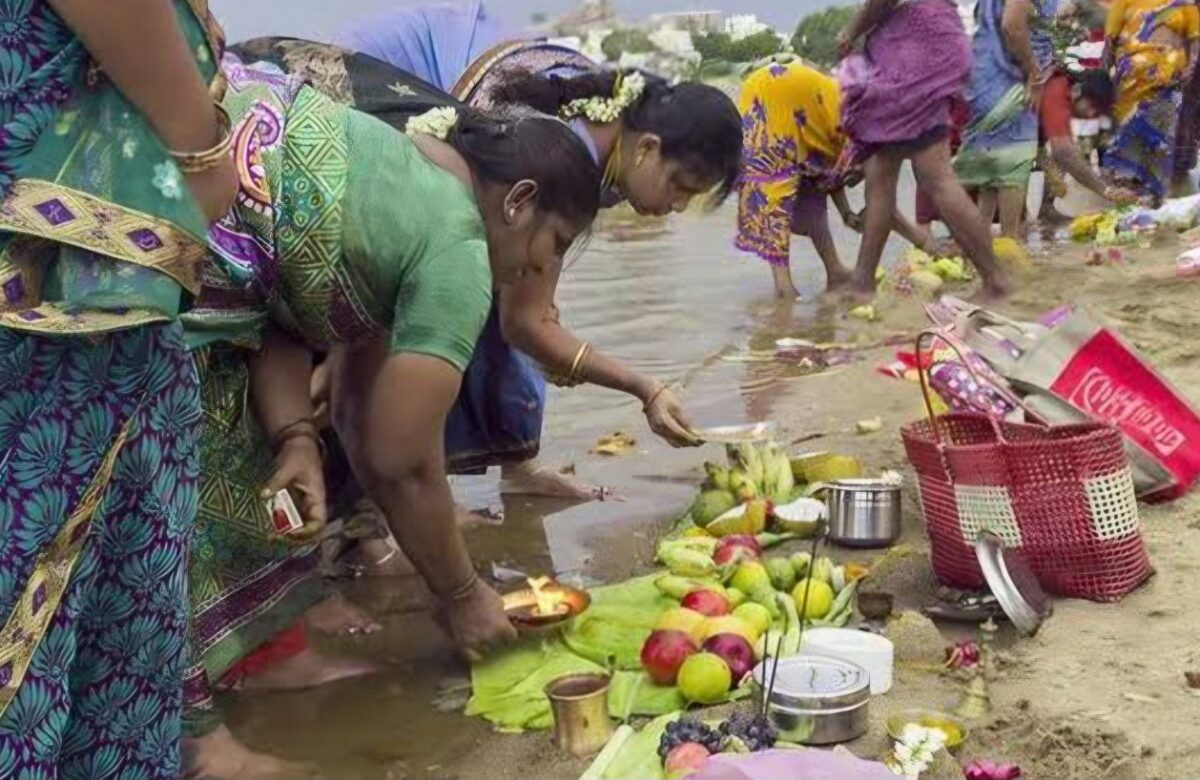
[718,711,778,752]
[658,718,721,758]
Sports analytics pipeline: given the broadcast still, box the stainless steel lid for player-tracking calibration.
[974,531,1052,636]
[753,657,870,712]
[828,479,901,493]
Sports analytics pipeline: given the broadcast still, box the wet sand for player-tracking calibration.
[223,181,1200,778]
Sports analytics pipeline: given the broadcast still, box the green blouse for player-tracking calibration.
[343,110,492,371]
[189,81,492,373]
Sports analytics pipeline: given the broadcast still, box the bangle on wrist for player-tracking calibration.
[441,570,480,602]
[642,383,668,412]
[169,102,234,174]
[567,342,591,386]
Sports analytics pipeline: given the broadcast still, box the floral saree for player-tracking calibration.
[735,60,854,268]
[0,1,220,777]
[1104,0,1200,197]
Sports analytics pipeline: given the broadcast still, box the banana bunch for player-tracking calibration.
[725,441,796,505]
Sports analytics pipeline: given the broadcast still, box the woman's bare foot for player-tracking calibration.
[845,268,878,302]
[183,725,314,780]
[239,647,377,692]
[499,460,597,499]
[771,265,801,299]
[825,267,852,291]
[305,592,382,636]
[973,272,1014,302]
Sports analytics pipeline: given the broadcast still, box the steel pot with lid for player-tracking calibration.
[752,656,871,745]
[822,478,902,549]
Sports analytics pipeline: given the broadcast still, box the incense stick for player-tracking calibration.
[762,522,826,716]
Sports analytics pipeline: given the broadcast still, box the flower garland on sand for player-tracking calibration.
[560,71,646,124]
[405,107,459,140]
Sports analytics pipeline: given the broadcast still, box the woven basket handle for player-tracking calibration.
[916,329,1011,444]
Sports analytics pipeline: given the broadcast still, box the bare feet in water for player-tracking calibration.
[183,725,314,780]
[238,647,377,692]
[973,272,1015,302]
[825,267,852,292]
[305,592,382,636]
[499,460,604,500]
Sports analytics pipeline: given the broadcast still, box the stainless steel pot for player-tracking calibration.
[753,657,870,745]
[824,479,902,549]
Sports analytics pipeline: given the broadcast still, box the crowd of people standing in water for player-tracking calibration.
[738,0,1200,298]
[2,0,1200,777]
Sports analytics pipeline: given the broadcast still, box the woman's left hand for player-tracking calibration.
[644,387,702,448]
[262,435,328,541]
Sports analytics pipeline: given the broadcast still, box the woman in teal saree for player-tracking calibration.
[0,0,234,777]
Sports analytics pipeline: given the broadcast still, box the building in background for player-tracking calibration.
[647,10,723,32]
[552,0,620,35]
[724,13,769,39]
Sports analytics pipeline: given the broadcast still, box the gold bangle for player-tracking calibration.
[566,342,591,386]
[169,102,234,174]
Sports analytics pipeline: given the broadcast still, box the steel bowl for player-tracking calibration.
[823,479,902,549]
[753,656,870,745]
[502,581,591,630]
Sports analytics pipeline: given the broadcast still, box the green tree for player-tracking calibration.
[692,31,734,62]
[792,6,859,68]
[601,28,655,62]
[729,29,785,62]
[693,29,783,64]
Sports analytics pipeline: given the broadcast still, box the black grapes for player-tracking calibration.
[658,718,721,758]
[718,711,778,752]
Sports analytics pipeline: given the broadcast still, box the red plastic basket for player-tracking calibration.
[901,332,1153,602]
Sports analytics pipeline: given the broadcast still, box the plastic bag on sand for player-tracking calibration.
[1123,194,1200,231]
[689,749,897,780]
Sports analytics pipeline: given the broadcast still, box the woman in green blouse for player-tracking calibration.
[181,59,601,778]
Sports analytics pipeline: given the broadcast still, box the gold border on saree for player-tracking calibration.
[0,179,207,296]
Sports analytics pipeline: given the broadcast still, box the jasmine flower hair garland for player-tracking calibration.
[560,71,646,125]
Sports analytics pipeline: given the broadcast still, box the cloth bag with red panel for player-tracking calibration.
[934,299,1200,502]
[902,332,1154,602]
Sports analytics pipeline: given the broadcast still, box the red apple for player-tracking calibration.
[681,589,730,617]
[641,630,698,685]
[702,633,756,688]
[713,535,762,566]
[664,743,711,775]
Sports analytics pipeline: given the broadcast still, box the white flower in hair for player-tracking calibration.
[560,70,647,124]
[405,107,459,140]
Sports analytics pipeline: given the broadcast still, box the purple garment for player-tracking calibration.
[838,0,971,156]
[337,2,505,91]
[691,749,898,780]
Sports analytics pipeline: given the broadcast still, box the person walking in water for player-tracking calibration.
[837,0,1012,299]
[736,57,939,298]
